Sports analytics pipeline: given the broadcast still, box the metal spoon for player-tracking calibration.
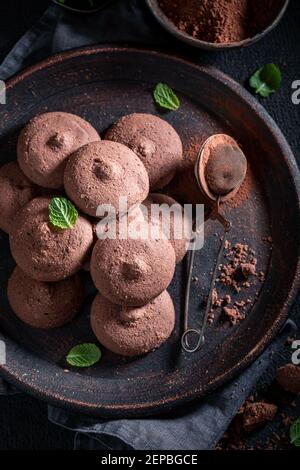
[181,134,247,353]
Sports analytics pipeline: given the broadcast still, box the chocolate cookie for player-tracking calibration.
[8,267,84,329]
[0,162,36,233]
[91,290,175,356]
[144,193,190,263]
[17,112,100,189]
[90,219,176,306]
[64,140,149,217]
[10,197,93,281]
[105,113,183,190]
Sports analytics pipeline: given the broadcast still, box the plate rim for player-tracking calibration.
[1,45,300,417]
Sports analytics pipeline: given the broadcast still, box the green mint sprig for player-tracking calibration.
[290,418,300,447]
[48,197,78,230]
[66,343,102,368]
[249,63,281,98]
[153,83,180,111]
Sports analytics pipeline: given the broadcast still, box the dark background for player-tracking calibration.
[0,0,299,450]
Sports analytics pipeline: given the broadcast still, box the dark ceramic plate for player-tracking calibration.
[0,47,300,418]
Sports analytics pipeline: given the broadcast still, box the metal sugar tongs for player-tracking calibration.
[181,134,247,353]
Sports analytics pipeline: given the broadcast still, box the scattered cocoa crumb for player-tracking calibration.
[217,369,299,451]
[224,240,231,250]
[243,402,278,432]
[210,241,263,326]
[207,311,215,325]
[234,300,246,308]
[211,288,219,307]
[222,306,245,326]
[218,242,259,294]
[211,289,231,310]
[240,262,257,279]
[276,364,300,395]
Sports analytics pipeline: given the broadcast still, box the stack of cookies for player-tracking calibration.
[0,111,189,357]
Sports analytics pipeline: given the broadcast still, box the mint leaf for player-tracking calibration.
[48,197,78,229]
[290,418,300,447]
[249,64,281,98]
[153,83,180,111]
[66,343,102,368]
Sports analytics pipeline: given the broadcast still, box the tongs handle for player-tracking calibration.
[181,201,230,353]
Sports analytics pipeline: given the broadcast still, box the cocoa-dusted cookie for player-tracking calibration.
[64,140,149,217]
[8,267,84,329]
[90,219,176,306]
[105,113,183,190]
[17,112,100,189]
[0,162,36,233]
[10,197,93,281]
[144,193,190,263]
[91,290,175,356]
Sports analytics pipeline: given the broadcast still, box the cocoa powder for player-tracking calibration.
[158,0,281,44]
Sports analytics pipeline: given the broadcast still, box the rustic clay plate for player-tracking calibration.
[0,47,299,418]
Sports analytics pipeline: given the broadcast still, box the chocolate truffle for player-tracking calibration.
[91,290,175,356]
[64,140,149,217]
[105,113,183,190]
[144,193,190,263]
[17,112,100,189]
[0,162,36,233]
[90,220,176,306]
[10,197,93,281]
[8,266,84,329]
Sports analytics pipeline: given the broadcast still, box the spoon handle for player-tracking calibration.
[181,213,230,353]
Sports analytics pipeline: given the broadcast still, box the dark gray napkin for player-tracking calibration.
[0,0,297,450]
[48,321,296,450]
[0,0,172,81]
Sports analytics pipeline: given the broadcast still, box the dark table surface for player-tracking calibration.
[0,0,299,450]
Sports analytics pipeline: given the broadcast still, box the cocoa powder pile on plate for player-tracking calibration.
[207,241,262,326]
[158,0,281,44]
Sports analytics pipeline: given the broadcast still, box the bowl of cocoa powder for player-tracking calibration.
[146,0,289,50]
